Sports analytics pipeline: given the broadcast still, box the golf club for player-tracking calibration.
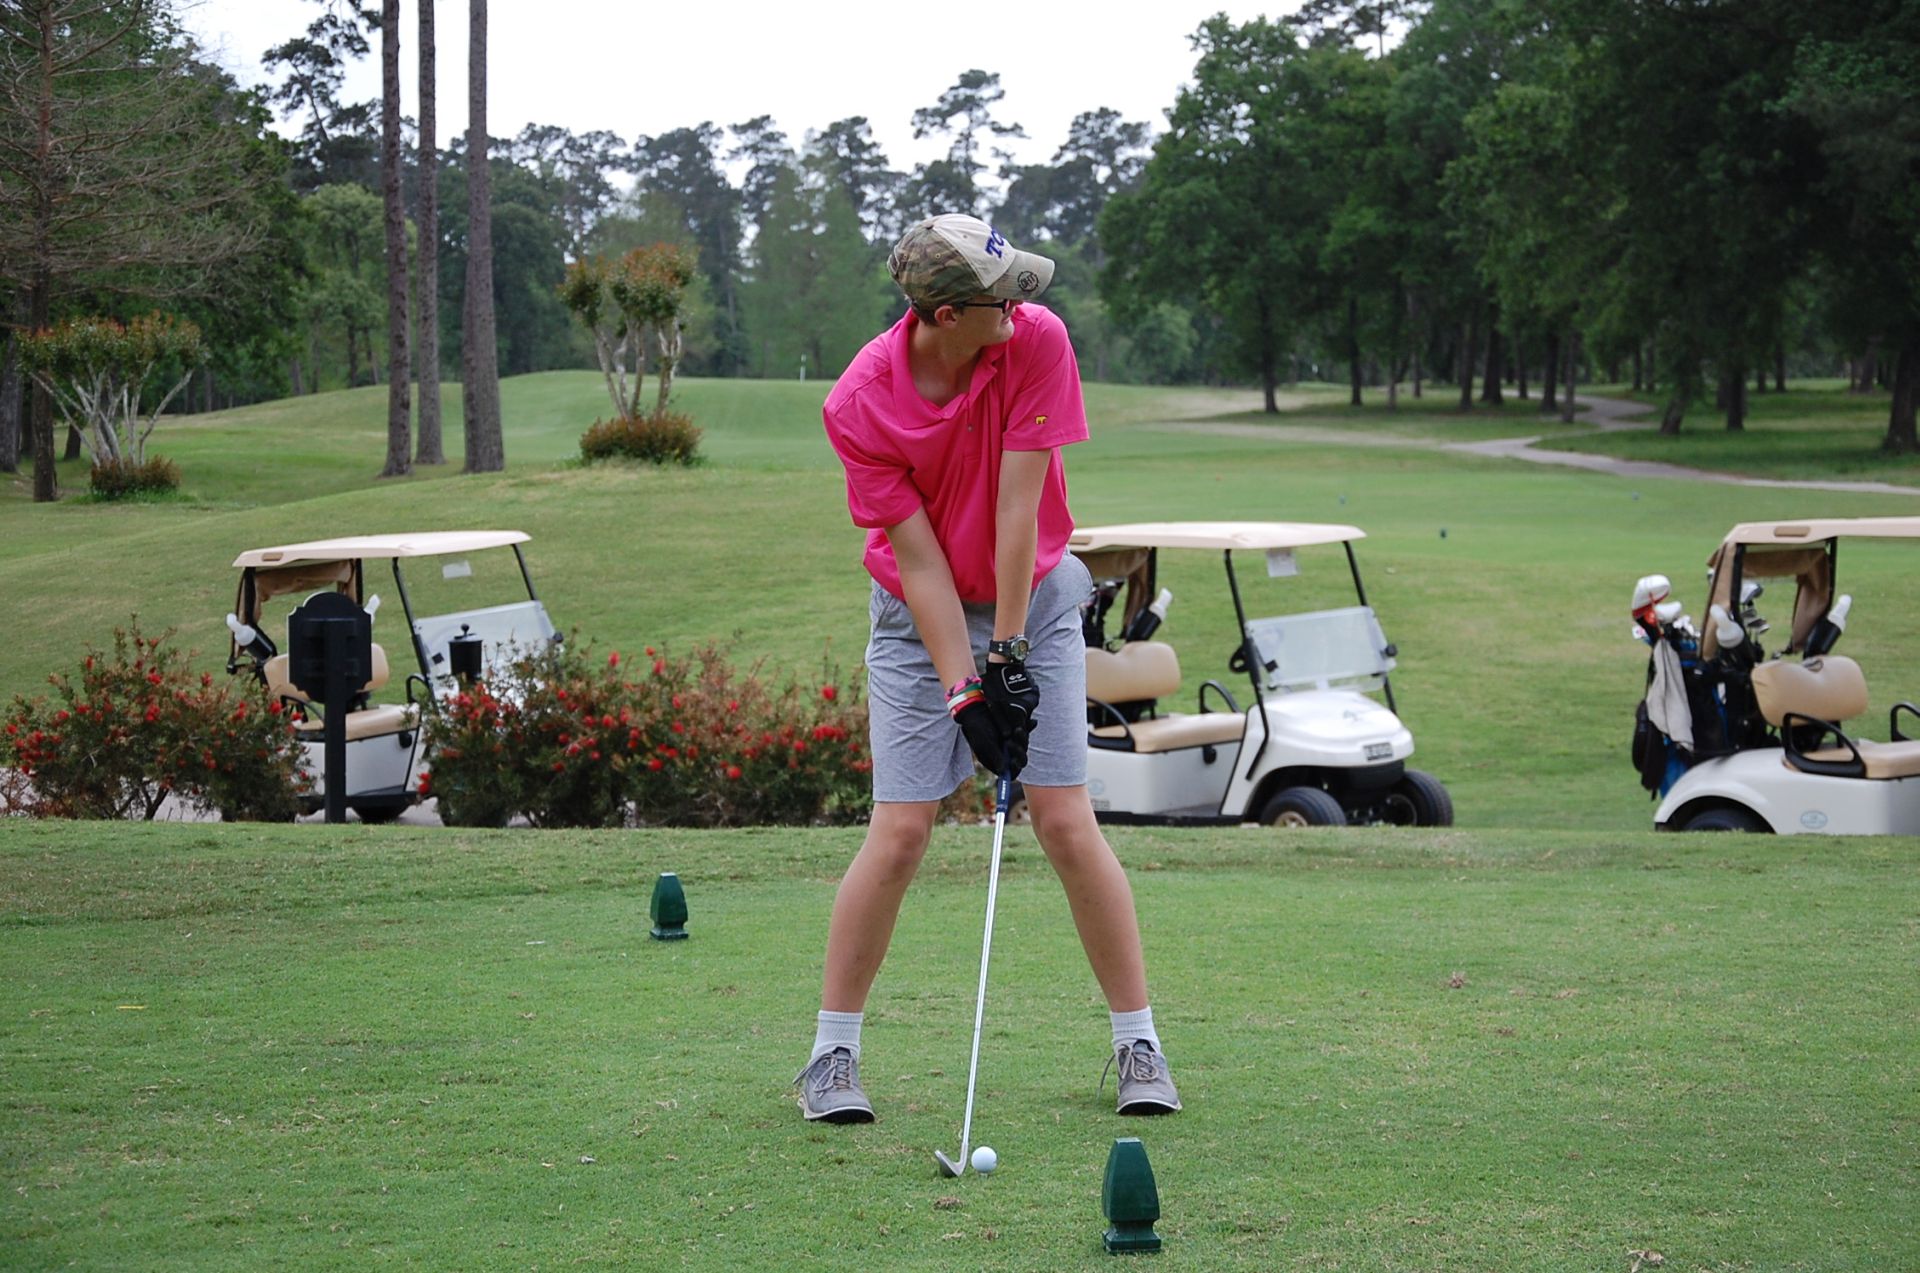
[934,768,1014,1179]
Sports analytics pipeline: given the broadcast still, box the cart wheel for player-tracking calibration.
[1390,770,1454,827]
[1259,786,1347,828]
[1681,805,1768,833]
[351,803,408,825]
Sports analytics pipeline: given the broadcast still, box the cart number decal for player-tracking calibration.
[1365,742,1393,761]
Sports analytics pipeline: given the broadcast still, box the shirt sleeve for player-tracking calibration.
[823,402,922,530]
[1001,307,1091,452]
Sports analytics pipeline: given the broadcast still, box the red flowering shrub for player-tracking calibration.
[1,621,303,821]
[420,638,870,829]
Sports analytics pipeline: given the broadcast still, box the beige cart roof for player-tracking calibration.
[233,531,529,568]
[1717,517,1920,549]
[1070,521,1366,552]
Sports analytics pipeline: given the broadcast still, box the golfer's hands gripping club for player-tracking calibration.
[983,661,1038,779]
[948,676,1010,777]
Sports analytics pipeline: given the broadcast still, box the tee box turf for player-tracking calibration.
[649,872,688,940]
[1102,1136,1162,1253]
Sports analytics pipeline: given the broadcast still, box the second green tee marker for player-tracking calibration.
[649,872,688,940]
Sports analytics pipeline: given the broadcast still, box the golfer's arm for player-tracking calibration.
[991,449,1051,653]
[886,508,978,693]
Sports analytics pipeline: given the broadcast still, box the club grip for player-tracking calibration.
[994,771,1013,815]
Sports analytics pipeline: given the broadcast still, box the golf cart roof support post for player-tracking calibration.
[1223,548,1273,781]
[1344,540,1397,715]
[512,543,540,603]
[390,558,437,706]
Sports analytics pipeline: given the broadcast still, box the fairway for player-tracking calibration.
[2,821,1914,1270]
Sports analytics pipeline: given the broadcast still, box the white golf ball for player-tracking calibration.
[971,1145,997,1174]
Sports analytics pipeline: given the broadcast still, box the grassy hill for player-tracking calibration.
[3,373,1916,829]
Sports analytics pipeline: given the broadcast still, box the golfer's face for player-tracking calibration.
[960,296,1019,344]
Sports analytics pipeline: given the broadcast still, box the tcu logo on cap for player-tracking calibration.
[983,228,1007,258]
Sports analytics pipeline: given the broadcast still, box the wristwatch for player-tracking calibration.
[987,634,1029,663]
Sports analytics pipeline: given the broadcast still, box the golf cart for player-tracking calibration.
[1633,517,1920,835]
[1068,521,1451,828]
[226,531,560,821]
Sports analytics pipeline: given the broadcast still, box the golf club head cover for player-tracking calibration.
[982,662,1038,778]
[949,681,1009,776]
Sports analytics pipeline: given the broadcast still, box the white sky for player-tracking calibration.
[178,0,1303,181]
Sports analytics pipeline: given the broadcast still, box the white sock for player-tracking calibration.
[812,1010,863,1062]
[1110,1006,1160,1054]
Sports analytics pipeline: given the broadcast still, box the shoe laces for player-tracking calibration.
[1101,1041,1162,1094]
[799,1047,857,1094]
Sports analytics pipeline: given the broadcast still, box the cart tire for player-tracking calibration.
[1681,805,1768,833]
[1259,786,1347,828]
[352,803,408,825]
[1391,770,1454,827]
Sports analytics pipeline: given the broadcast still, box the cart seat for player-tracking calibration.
[264,644,391,704]
[1092,713,1247,754]
[1793,738,1920,780]
[290,702,419,743]
[1086,641,1181,703]
[1752,655,1867,726]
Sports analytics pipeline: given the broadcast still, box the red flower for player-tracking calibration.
[53,710,68,724]
[147,671,163,685]
[645,646,656,656]
[552,761,566,772]
[417,772,433,793]
[653,659,666,675]
[608,651,621,668]
[671,721,685,734]
[727,699,739,712]
[671,694,683,709]
[601,714,615,729]
[590,750,601,760]
[647,757,664,771]
[820,685,837,701]
[725,765,742,780]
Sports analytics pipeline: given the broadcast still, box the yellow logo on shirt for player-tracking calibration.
[1036,415,1047,426]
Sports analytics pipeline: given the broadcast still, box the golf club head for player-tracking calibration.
[934,1150,964,1178]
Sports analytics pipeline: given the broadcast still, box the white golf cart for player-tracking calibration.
[1643,517,1920,835]
[225,531,560,821]
[1068,521,1452,828]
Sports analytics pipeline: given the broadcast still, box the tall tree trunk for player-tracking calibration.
[1724,366,1747,431]
[1257,294,1278,413]
[1540,329,1560,412]
[379,0,412,478]
[414,0,444,465]
[1558,331,1578,424]
[0,313,18,473]
[289,357,304,397]
[1632,344,1643,392]
[29,274,54,500]
[1884,330,1918,454]
[1646,337,1658,394]
[1480,316,1504,405]
[461,0,503,472]
[1514,338,1528,399]
[1346,295,1362,407]
[63,419,81,459]
[1753,363,1766,395]
[1774,346,1786,392]
[1408,291,1422,399]
[1853,340,1879,394]
[1457,310,1477,410]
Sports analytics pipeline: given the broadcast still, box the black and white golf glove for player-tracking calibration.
[983,661,1039,778]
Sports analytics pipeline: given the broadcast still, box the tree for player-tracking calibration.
[378,0,410,478]
[805,116,906,239]
[0,0,279,501]
[739,161,888,380]
[413,0,442,463]
[1000,108,1150,250]
[507,123,628,258]
[629,124,743,374]
[461,0,502,473]
[303,183,385,387]
[260,2,380,191]
[910,69,1025,213]
[20,313,205,469]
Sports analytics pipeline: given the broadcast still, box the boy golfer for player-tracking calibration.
[796,213,1180,1123]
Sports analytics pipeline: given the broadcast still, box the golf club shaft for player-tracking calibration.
[956,771,1013,1169]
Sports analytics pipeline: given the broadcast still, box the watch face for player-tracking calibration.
[1012,637,1029,661]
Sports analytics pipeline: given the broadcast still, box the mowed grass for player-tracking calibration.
[2,820,1915,1271]
[3,372,1918,829]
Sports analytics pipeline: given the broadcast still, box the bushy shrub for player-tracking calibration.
[89,456,182,499]
[1,621,304,821]
[420,638,870,829]
[579,411,702,466]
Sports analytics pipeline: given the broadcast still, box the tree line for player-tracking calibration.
[3,0,1915,505]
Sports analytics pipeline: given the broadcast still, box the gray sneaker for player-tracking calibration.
[1103,1040,1182,1115]
[794,1046,875,1123]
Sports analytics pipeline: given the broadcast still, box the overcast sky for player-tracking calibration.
[178,0,1302,180]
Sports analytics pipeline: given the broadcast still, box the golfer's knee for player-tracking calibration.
[863,804,936,874]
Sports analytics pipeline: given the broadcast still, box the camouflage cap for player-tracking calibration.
[888,214,1055,311]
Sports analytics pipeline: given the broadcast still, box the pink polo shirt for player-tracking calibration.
[823,303,1089,602]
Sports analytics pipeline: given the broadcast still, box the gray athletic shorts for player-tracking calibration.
[864,554,1094,803]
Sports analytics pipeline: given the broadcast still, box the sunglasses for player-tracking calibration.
[948,298,1017,315]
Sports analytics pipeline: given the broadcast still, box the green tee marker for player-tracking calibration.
[649,872,688,940]
[1102,1137,1162,1253]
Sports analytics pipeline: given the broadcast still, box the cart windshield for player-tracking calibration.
[1243,606,1395,694]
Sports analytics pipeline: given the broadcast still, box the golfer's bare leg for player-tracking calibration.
[820,800,941,1012]
[1024,783,1149,1013]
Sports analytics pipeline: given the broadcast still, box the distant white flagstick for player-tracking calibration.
[934,769,1013,1179]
